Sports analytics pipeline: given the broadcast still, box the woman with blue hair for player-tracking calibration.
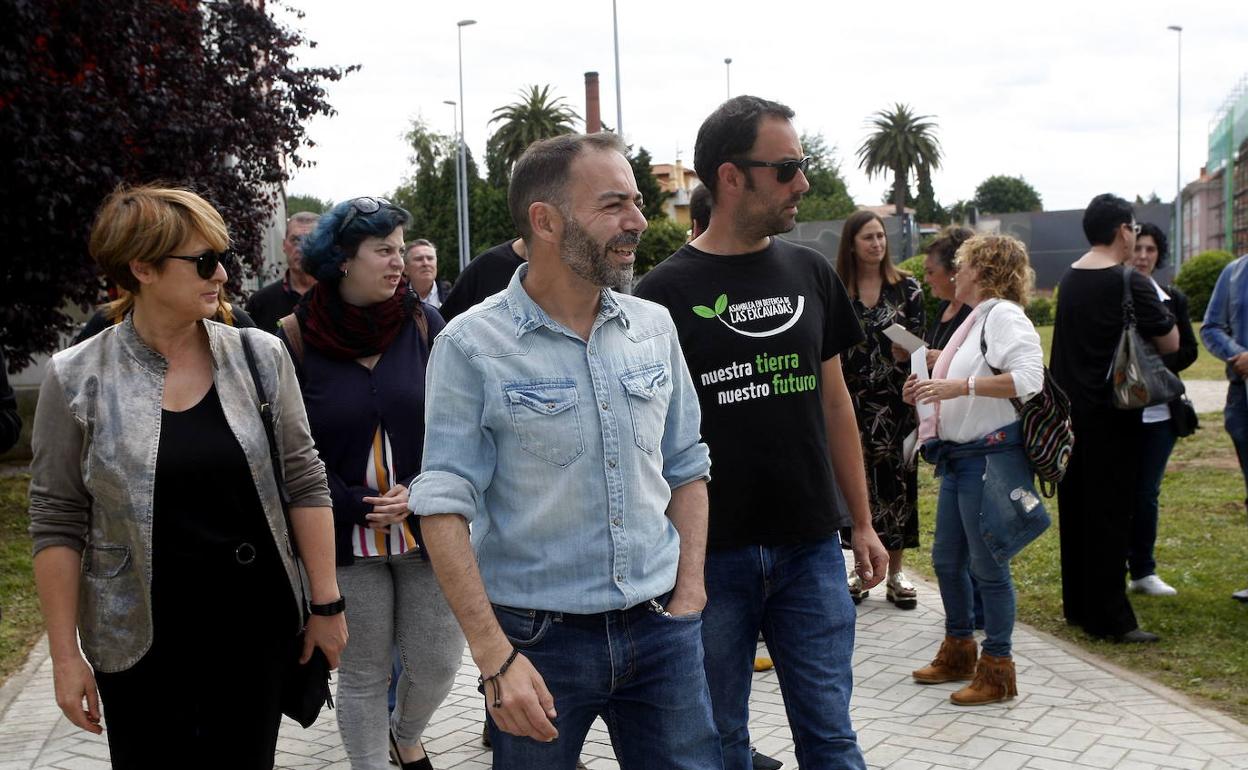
[281,197,462,770]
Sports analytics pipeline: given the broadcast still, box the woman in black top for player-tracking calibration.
[1124,223,1199,597]
[1050,195,1179,643]
[923,226,975,367]
[836,211,926,609]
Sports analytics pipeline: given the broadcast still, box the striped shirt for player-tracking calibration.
[352,423,420,558]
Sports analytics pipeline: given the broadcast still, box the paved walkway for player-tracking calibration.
[3,571,1247,770]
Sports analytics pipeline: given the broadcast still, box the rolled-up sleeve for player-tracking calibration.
[659,322,711,489]
[1202,262,1245,362]
[410,334,495,522]
[28,363,91,556]
[989,305,1045,403]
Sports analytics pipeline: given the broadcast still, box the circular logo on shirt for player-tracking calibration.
[691,293,805,338]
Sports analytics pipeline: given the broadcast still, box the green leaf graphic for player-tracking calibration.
[692,305,717,319]
[714,294,728,315]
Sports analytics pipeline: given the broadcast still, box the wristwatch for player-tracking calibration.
[308,596,346,616]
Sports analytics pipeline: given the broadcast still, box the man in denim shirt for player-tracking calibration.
[1201,253,1248,602]
[411,133,722,769]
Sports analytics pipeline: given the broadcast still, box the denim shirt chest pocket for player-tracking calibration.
[619,361,671,454]
[503,378,585,467]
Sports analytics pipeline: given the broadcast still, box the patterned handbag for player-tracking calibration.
[979,303,1074,497]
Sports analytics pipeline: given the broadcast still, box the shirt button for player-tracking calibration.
[607,459,617,469]
[616,574,624,582]
[546,403,555,410]
[612,517,621,526]
[600,401,609,411]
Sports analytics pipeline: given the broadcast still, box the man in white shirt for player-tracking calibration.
[404,239,450,308]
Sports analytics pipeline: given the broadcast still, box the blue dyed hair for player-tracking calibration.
[301,198,413,282]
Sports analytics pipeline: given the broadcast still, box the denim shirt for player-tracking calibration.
[410,265,710,614]
[1202,254,1248,380]
[922,422,1050,565]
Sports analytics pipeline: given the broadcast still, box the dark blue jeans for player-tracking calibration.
[701,536,865,770]
[932,453,1016,658]
[487,598,722,770]
[1227,381,1248,499]
[1129,420,1178,580]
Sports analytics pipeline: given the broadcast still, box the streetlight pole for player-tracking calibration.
[1168,24,1183,267]
[612,0,623,137]
[457,19,476,271]
[724,58,732,100]
[444,99,462,275]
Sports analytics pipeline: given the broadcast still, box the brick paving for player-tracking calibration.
[3,571,1247,769]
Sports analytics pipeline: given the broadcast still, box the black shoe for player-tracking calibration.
[389,730,433,770]
[752,746,784,770]
[1112,628,1160,644]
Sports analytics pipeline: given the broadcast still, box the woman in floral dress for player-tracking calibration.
[835,211,925,609]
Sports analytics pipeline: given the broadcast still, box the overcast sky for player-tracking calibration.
[282,0,1248,215]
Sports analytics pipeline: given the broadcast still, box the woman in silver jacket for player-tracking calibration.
[28,185,347,769]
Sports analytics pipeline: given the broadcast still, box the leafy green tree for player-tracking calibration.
[856,104,942,219]
[914,166,948,224]
[1135,192,1162,205]
[486,85,580,185]
[286,194,331,215]
[973,175,1043,214]
[797,132,855,222]
[1175,250,1235,319]
[634,217,689,276]
[628,147,670,221]
[946,199,976,224]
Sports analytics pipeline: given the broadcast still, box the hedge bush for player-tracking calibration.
[1175,250,1235,320]
[634,217,690,276]
[896,255,942,327]
[1026,296,1054,326]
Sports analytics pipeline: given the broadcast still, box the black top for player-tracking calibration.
[926,300,972,351]
[1051,265,1175,413]
[151,386,285,614]
[0,348,19,455]
[1160,283,1199,375]
[245,274,303,334]
[74,306,256,345]
[438,240,524,321]
[635,238,865,549]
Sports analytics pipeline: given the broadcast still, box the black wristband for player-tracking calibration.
[308,596,346,616]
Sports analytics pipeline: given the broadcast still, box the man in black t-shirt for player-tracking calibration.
[438,238,527,322]
[635,95,886,770]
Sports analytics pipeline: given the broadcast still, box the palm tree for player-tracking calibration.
[856,104,943,219]
[486,85,581,182]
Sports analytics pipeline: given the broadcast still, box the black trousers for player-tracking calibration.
[95,552,297,770]
[1057,406,1142,637]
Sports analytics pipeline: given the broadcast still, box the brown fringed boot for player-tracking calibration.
[912,635,978,684]
[950,653,1017,705]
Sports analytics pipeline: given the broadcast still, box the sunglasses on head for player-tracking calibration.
[732,155,812,184]
[163,249,233,279]
[338,196,392,235]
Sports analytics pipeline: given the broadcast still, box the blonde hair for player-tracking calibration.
[89,185,230,318]
[955,234,1034,305]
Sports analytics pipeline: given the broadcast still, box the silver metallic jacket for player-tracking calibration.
[28,318,331,673]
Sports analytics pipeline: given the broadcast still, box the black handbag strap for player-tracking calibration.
[240,332,307,613]
[1121,267,1138,329]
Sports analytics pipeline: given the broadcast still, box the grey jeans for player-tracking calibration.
[335,550,463,770]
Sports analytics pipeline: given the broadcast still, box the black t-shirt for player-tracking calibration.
[245,276,303,334]
[926,300,972,351]
[1051,265,1175,413]
[635,238,865,549]
[438,240,525,321]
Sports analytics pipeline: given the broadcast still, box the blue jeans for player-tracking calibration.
[1129,420,1178,579]
[932,453,1016,658]
[701,537,865,770]
[1227,381,1248,499]
[488,597,722,770]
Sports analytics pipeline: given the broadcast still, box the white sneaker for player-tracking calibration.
[1129,574,1178,596]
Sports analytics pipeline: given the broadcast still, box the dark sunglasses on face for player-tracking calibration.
[338,196,392,235]
[732,155,812,184]
[163,249,233,279]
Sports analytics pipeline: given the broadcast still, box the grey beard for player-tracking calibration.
[562,219,635,289]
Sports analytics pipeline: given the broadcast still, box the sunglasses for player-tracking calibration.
[338,196,392,235]
[163,250,233,279]
[732,155,812,184]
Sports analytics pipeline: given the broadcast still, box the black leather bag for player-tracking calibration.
[241,333,333,729]
[1169,396,1199,438]
[1110,270,1184,410]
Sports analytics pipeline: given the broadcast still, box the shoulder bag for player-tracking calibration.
[240,331,334,729]
[1110,269,1184,409]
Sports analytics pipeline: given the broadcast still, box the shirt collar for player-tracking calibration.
[503,263,631,338]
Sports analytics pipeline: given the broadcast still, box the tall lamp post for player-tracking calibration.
[724,58,732,100]
[444,99,462,275]
[456,19,476,271]
[612,0,623,137]
[1168,24,1183,267]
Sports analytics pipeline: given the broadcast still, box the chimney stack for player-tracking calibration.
[585,71,601,134]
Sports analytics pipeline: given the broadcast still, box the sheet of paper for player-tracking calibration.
[883,323,926,354]
[911,346,935,422]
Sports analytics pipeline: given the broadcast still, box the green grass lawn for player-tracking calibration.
[0,474,40,683]
[1034,322,1226,381]
[907,413,1248,721]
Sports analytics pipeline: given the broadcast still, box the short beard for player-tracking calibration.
[561,218,636,291]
